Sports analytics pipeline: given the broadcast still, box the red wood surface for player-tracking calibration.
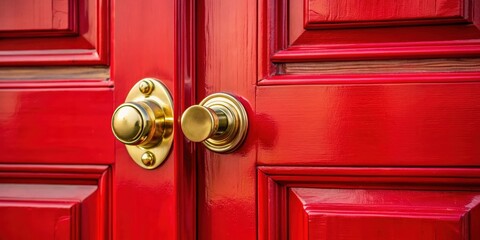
[306,0,465,28]
[0,0,107,65]
[0,201,80,240]
[260,0,480,64]
[196,0,257,239]
[259,167,480,240]
[0,0,72,32]
[0,81,114,164]
[0,165,110,239]
[257,77,480,166]
[289,188,479,239]
[112,0,196,239]
[1,0,480,239]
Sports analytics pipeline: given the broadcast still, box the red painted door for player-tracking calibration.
[2,0,480,240]
[195,0,480,239]
[0,0,191,239]
[0,0,112,238]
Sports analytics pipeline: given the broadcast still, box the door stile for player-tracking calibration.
[175,0,197,239]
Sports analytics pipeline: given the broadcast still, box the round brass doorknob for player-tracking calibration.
[112,101,163,147]
[111,78,173,169]
[180,93,248,153]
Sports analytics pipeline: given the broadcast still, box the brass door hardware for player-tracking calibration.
[111,78,173,169]
[180,93,248,153]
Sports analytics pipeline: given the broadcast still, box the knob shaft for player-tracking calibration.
[180,105,228,142]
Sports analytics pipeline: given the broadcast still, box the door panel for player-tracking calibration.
[0,84,113,164]
[259,167,480,239]
[0,0,108,65]
[305,0,466,27]
[255,1,480,238]
[0,165,110,240]
[257,80,480,166]
[289,188,479,240]
[0,0,112,239]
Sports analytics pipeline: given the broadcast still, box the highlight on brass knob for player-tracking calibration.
[181,93,248,153]
[111,78,173,169]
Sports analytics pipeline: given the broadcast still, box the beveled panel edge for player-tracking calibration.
[0,0,109,66]
[271,41,480,62]
[0,164,111,239]
[281,58,480,75]
[304,0,470,29]
[259,71,480,85]
[258,166,480,240]
[0,0,79,38]
[0,164,109,183]
[258,0,480,80]
[0,66,110,81]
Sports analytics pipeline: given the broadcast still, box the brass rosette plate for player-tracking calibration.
[199,93,248,153]
[112,78,173,169]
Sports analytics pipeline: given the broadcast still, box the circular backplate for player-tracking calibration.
[124,78,174,169]
[200,93,248,153]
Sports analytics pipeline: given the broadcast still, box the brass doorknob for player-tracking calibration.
[111,78,173,169]
[112,101,164,147]
[180,93,248,153]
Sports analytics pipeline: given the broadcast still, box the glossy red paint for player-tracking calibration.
[0,81,114,164]
[2,0,480,239]
[253,0,480,239]
[0,0,108,65]
[196,0,257,239]
[0,0,74,33]
[0,165,110,239]
[257,78,480,166]
[112,0,195,239]
[305,0,466,28]
[289,188,480,239]
[259,167,480,239]
[260,0,480,67]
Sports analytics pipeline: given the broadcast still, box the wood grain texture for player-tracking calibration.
[0,200,81,240]
[289,188,478,239]
[282,58,480,74]
[0,0,71,31]
[0,164,110,240]
[0,66,110,80]
[112,0,181,239]
[306,0,466,28]
[257,80,480,166]
[263,0,480,63]
[0,85,114,164]
[0,0,107,65]
[258,167,480,240]
[196,0,257,239]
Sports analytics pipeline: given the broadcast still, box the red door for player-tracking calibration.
[194,0,480,239]
[2,0,480,240]
[0,0,188,239]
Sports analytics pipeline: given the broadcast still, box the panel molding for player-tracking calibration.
[304,0,469,29]
[0,66,110,81]
[0,0,109,66]
[288,188,479,239]
[282,58,480,75]
[0,87,114,164]
[258,167,480,240]
[0,164,111,239]
[258,0,480,79]
[0,0,78,38]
